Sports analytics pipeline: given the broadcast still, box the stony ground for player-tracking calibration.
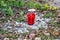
[0,0,60,40]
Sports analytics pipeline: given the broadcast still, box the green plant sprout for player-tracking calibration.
[44,4,49,10]
[19,10,25,15]
[0,30,7,34]
[8,7,14,16]
[6,0,14,7]
[0,1,7,7]
[34,3,42,11]
[14,1,19,7]
[9,0,15,1]
[15,16,24,22]
[27,1,35,8]
[43,12,55,18]
[19,0,25,7]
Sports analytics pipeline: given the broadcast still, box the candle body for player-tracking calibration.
[27,12,35,25]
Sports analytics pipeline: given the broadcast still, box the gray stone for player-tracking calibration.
[54,39,60,40]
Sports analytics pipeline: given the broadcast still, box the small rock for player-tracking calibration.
[35,37,41,40]
[54,39,60,40]
[4,38,9,40]
[18,38,23,40]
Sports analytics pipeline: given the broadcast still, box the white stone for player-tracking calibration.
[18,38,23,40]
[4,38,9,40]
[16,22,20,25]
[45,18,51,22]
[24,39,27,40]
[17,28,29,33]
[40,21,48,29]
[44,33,50,36]
[35,37,41,40]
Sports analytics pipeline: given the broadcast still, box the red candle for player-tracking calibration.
[27,12,35,25]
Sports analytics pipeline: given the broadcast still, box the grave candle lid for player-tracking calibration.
[28,9,36,12]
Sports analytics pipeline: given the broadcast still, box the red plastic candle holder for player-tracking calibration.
[27,12,35,25]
